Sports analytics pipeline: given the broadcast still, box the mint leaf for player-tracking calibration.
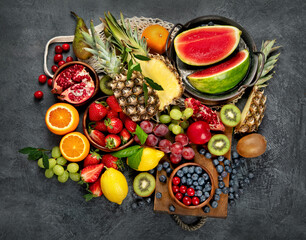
[144,77,163,90]
[127,148,144,170]
[42,153,49,169]
[134,55,151,61]
[19,147,37,154]
[28,150,42,161]
[135,125,148,145]
[143,83,148,106]
[83,193,94,202]
[112,145,141,158]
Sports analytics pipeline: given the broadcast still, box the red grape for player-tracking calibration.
[134,135,141,144]
[183,196,191,206]
[172,177,180,185]
[172,185,179,193]
[140,121,154,134]
[153,124,169,137]
[55,45,63,54]
[54,54,63,63]
[175,134,189,146]
[192,196,200,205]
[62,43,70,51]
[182,147,195,160]
[170,153,182,164]
[159,139,172,153]
[175,192,183,200]
[170,142,183,155]
[38,74,47,84]
[145,134,159,147]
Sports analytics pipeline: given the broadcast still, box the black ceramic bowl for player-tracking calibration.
[166,15,264,106]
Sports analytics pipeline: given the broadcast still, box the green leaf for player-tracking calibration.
[127,59,133,80]
[28,150,42,161]
[143,83,148,106]
[42,153,49,169]
[144,77,163,91]
[19,147,37,154]
[135,125,148,145]
[134,55,151,61]
[132,63,141,72]
[112,145,141,158]
[127,148,144,170]
[83,193,94,202]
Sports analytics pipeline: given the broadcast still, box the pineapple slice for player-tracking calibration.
[139,55,184,110]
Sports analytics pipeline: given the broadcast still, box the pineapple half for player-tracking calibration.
[235,40,281,134]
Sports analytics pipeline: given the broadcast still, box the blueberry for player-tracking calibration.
[188,166,195,174]
[159,175,167,183]
[146,197,152,204]
[240,158,246,164]
[182,166,189,174]
[230,174,237,180]
[131,203,137,209]
[177,170,184,178]
[229,193,235,199]
[225,166,232,173]
[193,181,199,186]
[163,161,170,169]
[157,164,163,171]
[169,205,175,212]
[244,177,250,184]
[192,173,199,181]
[205,152,212,159]
[213,159,219,166]
[239,180,244,188]
[204,191,210,198]
[181,176,187,184]
[218,175,223,181]
[215,188,222,195]
[216,165,224,173]
[195,186,203,191]
[198,177,205,186]
[222,187,229,194]
[190,185,195,189]
[138,201,145,207]
[187,178,193,185]
[238,188,244,194]
[187,173,191,178]
[195,167,203,174]
[234,159,240,167]
[211,201,218,208]
[200,195,206,203]
[248,172,254,179]
[132,192,142,200]
[221,171,228,178]
[234,193,240,199]
[219,181,225,189]
[214,194,220,201]
[229,199,236,206]
[199,148,206,155]
[156,192,162,199]
[203,206,210,213]
[203,173,209,181]
[229,180,235,187]
[232,169,237,175]
[166,167,172,176]
[204,184,211,192]
[195,190,203,197]
[224,159,231,166]
[149,169,155,175]
[229,187,234,193]
[232,151,239,159]
[217,156,225,162]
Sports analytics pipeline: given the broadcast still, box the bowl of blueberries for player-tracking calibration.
[168,162,215,209]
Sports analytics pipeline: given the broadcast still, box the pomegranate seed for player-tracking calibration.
[51,65,58,73]
[62,43,70,52]
[66,56,73,62]
[38,74,47,84]
[54,54,63,63]
[34,91,43,99]
[58,60,65,67]
[47,79,53,87]
[55,45,63,54]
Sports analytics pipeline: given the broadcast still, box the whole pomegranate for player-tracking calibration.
[187,121,211,144]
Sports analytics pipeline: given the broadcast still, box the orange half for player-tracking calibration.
[60,132,90,162]
[45,103,79,135]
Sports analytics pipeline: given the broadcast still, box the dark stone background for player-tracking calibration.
[0,0,305,239]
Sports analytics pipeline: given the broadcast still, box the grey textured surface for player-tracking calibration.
[0,0,305,239]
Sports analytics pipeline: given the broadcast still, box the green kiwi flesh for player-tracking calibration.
[133,172,156,197]
[100,75,114,95]
[208,134,230,156]
[220,104,241,127]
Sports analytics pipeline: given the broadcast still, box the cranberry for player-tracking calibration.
[172,185,179,193]
[66,56,73,62]
[187,188,195,197]
[192,196,200,206]
[55,45,63,54]
[179,185,187,194]
[38,74,47,84]
[51,65,58,73]
[182,196,191,206]
[47,78,53,87]
[172,176,180,186]
[170,153,182,164]
[58,60,65,67]
[175,192,183,201]
[62,43,70,52]
[54,54,63,63]
[34,91,43,99]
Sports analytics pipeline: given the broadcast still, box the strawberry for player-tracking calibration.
[119,112,127,123]
[104,118,123,134]
[84,151,102,167]
[81,163,104,183]
[120,128,131,144]
[106,95,122,112]
[89,177,103,197]
[92,121,107,132]
[89,129,105,147]
[107,109,119,119]
[102,154,119,169]
[89,101,108,121]
[124,117,137,133]
[105,134,121,149]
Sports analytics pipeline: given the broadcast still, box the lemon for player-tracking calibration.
[100,168,128,205]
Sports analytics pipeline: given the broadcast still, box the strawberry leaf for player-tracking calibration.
[127,148,144,170]
[112,145,141,158]
[135,125,148,145]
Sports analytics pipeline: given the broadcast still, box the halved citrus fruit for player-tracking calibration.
[59,132,90,162]
[45,103,79,135]
[141,24,169,54]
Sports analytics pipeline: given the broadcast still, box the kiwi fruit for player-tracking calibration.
[237,133,267,158]
[133,172,156,197]
[100,75,113,95]
[208,134,230,156]
[220,104,241,127]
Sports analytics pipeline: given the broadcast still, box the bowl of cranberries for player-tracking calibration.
[168,162,215,209]
[51,61,99,107]
[82,96,134,152]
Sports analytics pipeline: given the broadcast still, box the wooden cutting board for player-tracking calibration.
[153,126,232,218]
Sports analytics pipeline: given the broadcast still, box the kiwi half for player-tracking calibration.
[208,134,230,156]
[220,104,241,127]
[100,75,114,95]
[133,172,156,197]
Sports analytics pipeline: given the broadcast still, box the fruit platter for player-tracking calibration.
[20,11,280,230]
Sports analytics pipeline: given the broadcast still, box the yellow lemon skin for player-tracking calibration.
[100,168,128,205]
[137,147,165,171]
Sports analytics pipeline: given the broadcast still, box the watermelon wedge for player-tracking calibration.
[188,49,250,94]
[174,26,241,66]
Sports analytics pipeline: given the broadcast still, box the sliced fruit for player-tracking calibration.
[100,75,114,95]
[236,133,267,158]
[174,25,241,66]
[220,104,241,127]
[133,172,156,197]
[45,103,79,135]
[141,24,169,54]
[81,163,104,183]
[208,134,230,156]
[188,49,250,94]
[89,178,103,197]
[59,132,90,162]
[83,151,101,167]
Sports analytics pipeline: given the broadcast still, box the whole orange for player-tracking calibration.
[141,25,170,54]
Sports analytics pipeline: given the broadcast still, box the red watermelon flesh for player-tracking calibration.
[174,26,241,66]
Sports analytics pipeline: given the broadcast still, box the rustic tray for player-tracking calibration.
[154,126,232,218]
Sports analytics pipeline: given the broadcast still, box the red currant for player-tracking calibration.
[66,56,73,62]
[62,43,70,52]
[34,91,43,99]
[172,185,179,193]
[51,65,58,73]
[54,54,63,63]
[55,45,63,54]
[38,74,47,84]
[58,60,65,67]
[172,176,180,186]
[182,196,191,206]
[192,197,200,206]
[179,185,187,194]
[47,78,53,87]
[175,192,183,201]
[187,188,195,197]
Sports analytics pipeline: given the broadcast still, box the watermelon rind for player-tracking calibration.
[174,25,241,66]
[187,49,250,94]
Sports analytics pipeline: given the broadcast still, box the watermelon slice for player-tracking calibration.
[174,26,241,66]
[188,49,250,94]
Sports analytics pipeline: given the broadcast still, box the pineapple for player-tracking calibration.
[235,40,281,134]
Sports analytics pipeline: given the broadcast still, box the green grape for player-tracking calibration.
[168,123,176,131]
[37,158,44,168]
[69,172,81,182]
[180,121,190,129]
[183,108,194,119]
[58,171,69,183]
[170,109,182,120]
[171,106,180,111]
[172,125,182,135]
[160,115,171,124]
[45,169,54,179]
[51,146,61,158]
[180,128,184,134]
[48,158,57,169]
[171,119,180,124]
[67,163,79,173]
[53,165,64,176]
[56,156,67,166]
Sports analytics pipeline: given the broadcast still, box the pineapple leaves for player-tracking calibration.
[143,82,148,106]
[144,77,164,91]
